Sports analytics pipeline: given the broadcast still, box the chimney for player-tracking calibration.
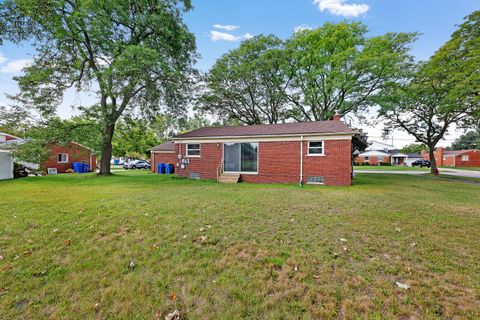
[437,147,444,166]
[332,110,341,121]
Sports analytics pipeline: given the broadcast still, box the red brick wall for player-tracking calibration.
[175,143,223,180]
[425,148,480,167]
[43,143,96,173]
[151,152,177,173]
[175,139,352,186]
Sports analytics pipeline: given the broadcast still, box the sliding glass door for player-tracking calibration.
[224,142,258,173]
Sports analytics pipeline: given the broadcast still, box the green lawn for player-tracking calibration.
[1,172,479,319]
[354,165,429,171]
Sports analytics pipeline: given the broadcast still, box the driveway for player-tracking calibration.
[355,168,480,179]
[440,168,480,179]
[354,170,427,175]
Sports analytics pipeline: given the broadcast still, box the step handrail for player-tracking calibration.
[216,158,224,182]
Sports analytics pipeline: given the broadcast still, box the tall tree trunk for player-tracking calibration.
[428,145,437,174]
[99,122,115,175]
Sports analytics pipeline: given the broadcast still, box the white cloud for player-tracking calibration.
[294,24,314,33]
[213,24,240,31]
[313,0,369,17]
[243,33,254,40]
[0,59,32,73]
[209,30,241,42]
[0,52,7,64]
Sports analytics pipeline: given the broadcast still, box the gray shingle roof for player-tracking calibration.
[174,121,354,139]
[150,141,175,151]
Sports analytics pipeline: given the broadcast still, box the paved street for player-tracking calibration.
[355,168,480,179]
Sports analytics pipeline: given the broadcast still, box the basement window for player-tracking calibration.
[186,144,201,157]
[307,176,324,185]
[188,172,200,180]
[57,153,68,163]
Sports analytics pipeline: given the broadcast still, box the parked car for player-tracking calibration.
[123,160,150,170]
[411,160,431,168]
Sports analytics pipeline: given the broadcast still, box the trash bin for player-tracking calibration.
[157,163,166,174]
[72,162,82,173]
[114,159,119,165]
[166,164,174,174]
[83,163,89,173]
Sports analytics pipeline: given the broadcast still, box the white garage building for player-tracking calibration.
[0,151,14,180]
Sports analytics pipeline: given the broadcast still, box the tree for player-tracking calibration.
[379,11,480,173]
[451,131,479,150]
[0,0,197,175]
[283,22,416,121]
[400,143,427,154]
[198,35,288,124]
[112,118,160,158]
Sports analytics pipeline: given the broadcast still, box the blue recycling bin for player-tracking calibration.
[114,159,119,165]
[72,162,82,173]
[157,163,166,174]
[82,163,89,173]
[165,164,174,174]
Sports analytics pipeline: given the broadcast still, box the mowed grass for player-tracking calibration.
[1,172,479,319]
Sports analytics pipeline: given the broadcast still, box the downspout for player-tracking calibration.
[299,135,304,186]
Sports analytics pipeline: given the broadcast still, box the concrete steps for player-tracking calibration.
[218,173,240,183]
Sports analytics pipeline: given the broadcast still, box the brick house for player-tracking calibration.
[355,141,395,166]
[156,117,354,186]
[422,148,480,167]
[0,132,21,142]
[150,141,177,173]
[43,142,97,173]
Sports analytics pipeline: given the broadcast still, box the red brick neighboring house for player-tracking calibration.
[43,142,97,173]
[166,117,354,186]
[422,148,480,167]
[0,132,20,142]
[150,141,176,173]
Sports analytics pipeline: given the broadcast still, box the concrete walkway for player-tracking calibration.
[355,170,426,175]
[355,168,480,179]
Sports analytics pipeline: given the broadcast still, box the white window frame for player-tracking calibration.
[377,156,384,162]
[57,153,69,163]
[307,141,324,156]
[364,156,370,162]
[461,154,469,162]
[186,143,201,157]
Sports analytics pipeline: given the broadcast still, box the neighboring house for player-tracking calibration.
[0,132,20,143]
[150,141,176,173]
[356,141,396,165]
[390,153,424,166]
[43,143,97,173]
[0,151,14,180]
[422,148,480,167]
[1,132,97,174]
[164,116,354,186]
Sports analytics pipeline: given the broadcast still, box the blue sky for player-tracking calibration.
[0,0,478,146]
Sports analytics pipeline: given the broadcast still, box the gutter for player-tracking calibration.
[300,135,304,186]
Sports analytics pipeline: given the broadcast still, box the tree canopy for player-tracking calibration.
[0,0,197,174]
[198,35,287,125]
[199,22,416,124]
[450,130,479,150]
[379,11,480,173]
